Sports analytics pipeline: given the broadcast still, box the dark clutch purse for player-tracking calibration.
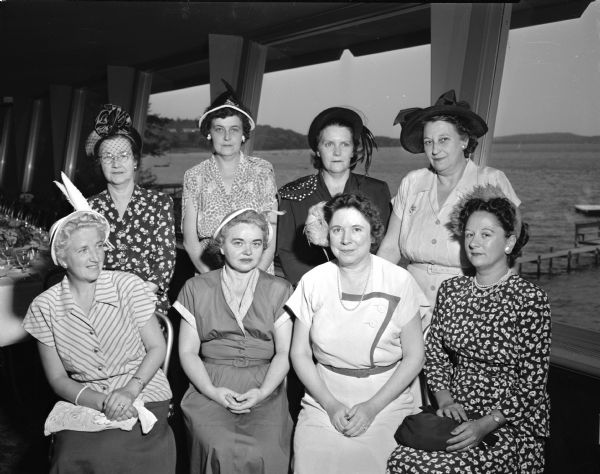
[394,406,499,452]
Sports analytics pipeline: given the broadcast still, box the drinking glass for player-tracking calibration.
[15,248,31,272]
[0,257,10,277]
[0,241,10,258]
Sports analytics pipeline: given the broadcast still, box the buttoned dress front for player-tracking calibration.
[286,256,427,474]
[23,270,175,474]
[174,270,294,474]
[393,160,520,324]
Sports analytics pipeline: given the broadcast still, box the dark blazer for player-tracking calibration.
[277,172,391,286]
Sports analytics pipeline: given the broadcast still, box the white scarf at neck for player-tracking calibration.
[220,266,260,334]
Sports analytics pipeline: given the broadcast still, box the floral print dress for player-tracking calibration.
[89,186,176,313]
[182,153,277,238]
[387,275,551,474]
[181,153,278,272]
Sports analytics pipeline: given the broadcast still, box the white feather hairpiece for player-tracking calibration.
[53,172,94,212]
[49,172,113,264]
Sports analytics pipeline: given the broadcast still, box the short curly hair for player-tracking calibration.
[53,212,108,266]
[457,197,529,267]
[215,209,270,250]
[310,119,362,171]
[323,193,385,253]
[423,114,479,157]
[199,107,253,139]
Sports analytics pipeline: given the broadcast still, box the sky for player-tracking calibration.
[150,2,600,138]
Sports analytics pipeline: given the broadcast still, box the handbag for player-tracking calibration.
[394,406,498,452]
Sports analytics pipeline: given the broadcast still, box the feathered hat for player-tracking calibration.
[308,107,377,174]
[394,90,488,154]
[198,80,256,131]
[85,104,143,158]
[49,172,112,264]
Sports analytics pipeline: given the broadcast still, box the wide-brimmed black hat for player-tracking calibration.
[308,107,377,172]
[198,79,255,131]
[394,90,488,154]
[85,104,143,157]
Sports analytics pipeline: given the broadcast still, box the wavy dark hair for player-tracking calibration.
[323,193,385,253]
[423,114,479,158]
[457,197,529,267]
[199,107,253,139]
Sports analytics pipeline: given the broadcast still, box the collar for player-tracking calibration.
[454,159,479,194]
[54,271,120,318]
[414,159,478,194]
[210,151,247,168]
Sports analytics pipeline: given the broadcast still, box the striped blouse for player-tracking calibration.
[23,270,171,402]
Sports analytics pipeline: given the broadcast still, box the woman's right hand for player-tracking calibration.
[325,400,350,434]
[209,386,249,413]
[437,401,468,422]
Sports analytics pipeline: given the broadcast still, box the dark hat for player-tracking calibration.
[308,107,377,173]
[198,79,255,131]
[86,104,143,157]
[394,90,488,154]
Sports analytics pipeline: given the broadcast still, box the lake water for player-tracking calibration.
[142,143,600,331]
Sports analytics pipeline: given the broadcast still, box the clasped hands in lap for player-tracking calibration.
[102,387,139,421]
[211,386,266,414]
[328,400,376,437]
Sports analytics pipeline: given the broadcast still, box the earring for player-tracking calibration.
[462,144,466,149]
[505,247,511,253]
[133,165,138,171]
[207,134,211,140]
[242,136,246,143]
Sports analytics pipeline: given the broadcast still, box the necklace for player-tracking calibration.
[471,269,513,298]
[337,257,372,311]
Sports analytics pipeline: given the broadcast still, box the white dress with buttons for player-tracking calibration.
[393,160,520,325]
[286,256,428,474]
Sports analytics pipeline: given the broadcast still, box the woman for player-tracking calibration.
[175,209,293,474]
[278,107,391,286]
[182,84,278,274]
[23,194,175,473]
[387,185,551,473]
[377,90,520,327]
[87,104,176,314]
[288,193,426,474]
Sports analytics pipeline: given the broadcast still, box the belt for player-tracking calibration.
[202,357,270,368]
[409,262,468,276]
[321,361,398,378]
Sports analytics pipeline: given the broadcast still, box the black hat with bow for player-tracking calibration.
[394,90,488,154]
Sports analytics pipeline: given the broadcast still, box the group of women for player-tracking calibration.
[20,86,551,474]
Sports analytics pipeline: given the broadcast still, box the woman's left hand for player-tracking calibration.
[103,388,137,421]
[342,401,378,437]
[446,419,491,452]
[228,388,265,413]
